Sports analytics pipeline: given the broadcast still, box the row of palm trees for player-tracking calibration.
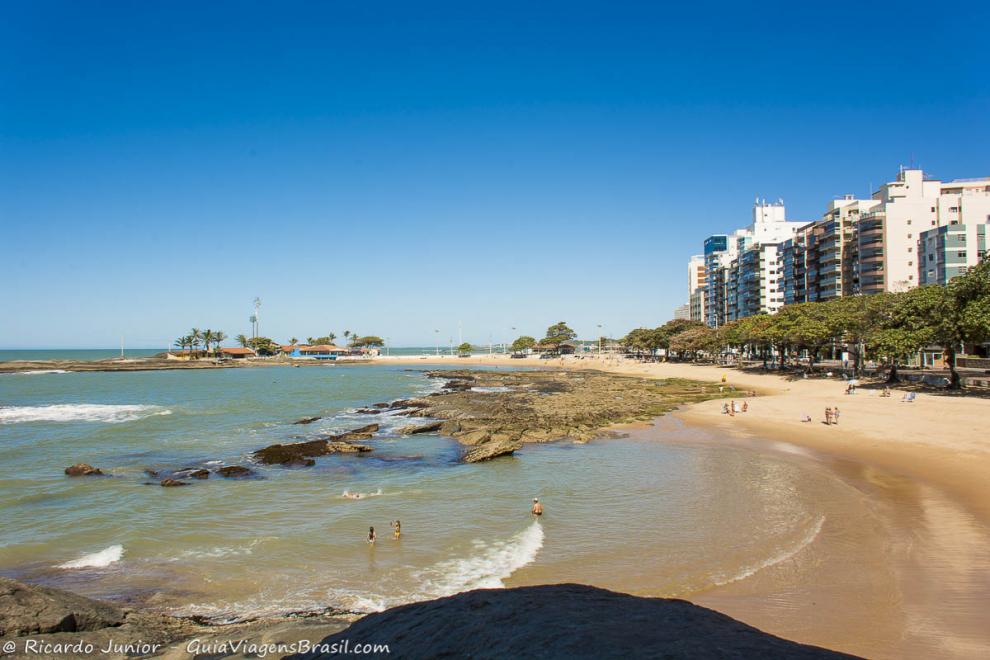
[173,328,228,357]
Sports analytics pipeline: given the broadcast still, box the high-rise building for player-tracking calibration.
[672,304,691,320]
[703,200,804,326]
[919,223,989,285]
[854,170,990,294]
[687,255,706,322]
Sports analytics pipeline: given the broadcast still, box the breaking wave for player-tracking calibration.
[58,544,124,569]
[417,521,544,596]
[712,515,825,587]
[0,404,171,424]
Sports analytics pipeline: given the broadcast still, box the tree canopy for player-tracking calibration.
[511,336,536,352]
[542,322,577,345]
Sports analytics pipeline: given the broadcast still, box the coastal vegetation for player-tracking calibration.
[457,342,473,355]
[511,335,537,352]
[620,261,990,389]
[173,328,227,357]
[542,321,577,346]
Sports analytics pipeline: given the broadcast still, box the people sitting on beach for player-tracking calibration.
[392,520,401,539]
[368,526,376,544]
[801,413,812,423]
[531,498,543,516]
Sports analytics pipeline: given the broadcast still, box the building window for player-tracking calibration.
[957,251,966,258]
[928,254,934,262]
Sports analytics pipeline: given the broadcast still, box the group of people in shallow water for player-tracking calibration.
[366,499,543,544]
[368,520,401,544]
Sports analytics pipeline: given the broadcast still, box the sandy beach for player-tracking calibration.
[372,353,990,658]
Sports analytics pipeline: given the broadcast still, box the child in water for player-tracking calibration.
[367,526,376,544]
[392,520,401,539]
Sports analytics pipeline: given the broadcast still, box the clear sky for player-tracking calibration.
[2,1,987,348]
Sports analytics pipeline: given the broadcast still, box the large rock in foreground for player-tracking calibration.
[0,577,125,637]
[289,584,856,659]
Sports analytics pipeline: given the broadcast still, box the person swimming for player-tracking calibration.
[368,526,376,544]
[531,498,543,515]
[392,520,401,539]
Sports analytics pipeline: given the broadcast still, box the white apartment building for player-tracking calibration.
[687,254,706,322]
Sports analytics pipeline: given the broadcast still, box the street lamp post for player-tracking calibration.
[434,329,439,356]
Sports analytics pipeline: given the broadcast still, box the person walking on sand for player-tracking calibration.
[531,498,543,516]
[729,401,735,416]
[368,526,376,544]
[824,407,832,425]
[833,407,840,425]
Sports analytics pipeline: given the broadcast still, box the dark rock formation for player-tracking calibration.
[253,425,378,465]
[0,577,126,637]
[293,416,322,425]
[159,479,188,487]
[216,465,254,478]
[64,463,103,477]
[188,469,210,479]
[288,584,856,660]
[462,438,523,463]
[397,421,443,435]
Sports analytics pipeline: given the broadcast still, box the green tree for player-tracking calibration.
[190,328,203,356]
[511,336,536,352]
[352,335,385,348]
[543,321,576,345]
[457,342,473,355]
[212,331,227,356]
[236,334,250,348]
[289,337,298,346]
[246,336,280,356]
[776,303,844,372]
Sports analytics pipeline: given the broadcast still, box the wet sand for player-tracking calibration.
[376,354,990,658]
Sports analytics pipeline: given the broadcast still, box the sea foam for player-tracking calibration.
[13,369,70,375]
[58,544,124,569]
[418,520,544,596]
[712,515,825,586]
[0,404,171,424]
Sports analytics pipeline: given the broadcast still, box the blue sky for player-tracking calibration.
[2,1,987,348]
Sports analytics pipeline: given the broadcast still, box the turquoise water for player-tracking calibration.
[0,365,845,621]
[0,347,496,361]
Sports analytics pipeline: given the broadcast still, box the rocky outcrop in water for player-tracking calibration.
[396,421,443,435]
[293,416,323,425]
[461,438,523,463]
[216,465,254,478]
[63,464,103,477]
[288,584,856,659]
[159,479,188,487]
[366,370,728,463]
[253,425,378,465]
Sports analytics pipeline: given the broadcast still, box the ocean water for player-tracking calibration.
[0,347,490,362]
[0,364,832,616]
[4,363,988,659]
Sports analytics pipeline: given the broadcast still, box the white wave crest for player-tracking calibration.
[58,544,124,569]
[417,521,544,596]
[0,404,171,424]
[15,369,70,375]
[712,515,825,587]
[341,489,383,499]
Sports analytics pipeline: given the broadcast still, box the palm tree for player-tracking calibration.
[173,336,188,354]
[213,331,227,356]
[343,330,351,344]
[327,332,336,345]
[190,328,202,356]
[306,337,316,345]
[236,334,250,348]
[289,337,298,346]
[201,329,215,357]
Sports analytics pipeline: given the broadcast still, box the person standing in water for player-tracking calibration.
[392,520,401,539]
[367,526,376,544]
[531,498,543,515]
